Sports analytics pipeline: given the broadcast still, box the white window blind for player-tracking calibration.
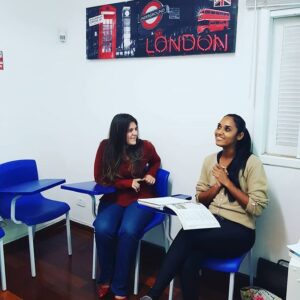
[247,0,300,8]
[266,16,300,158]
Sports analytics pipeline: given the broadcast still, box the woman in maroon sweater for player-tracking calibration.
[94,114,161,300]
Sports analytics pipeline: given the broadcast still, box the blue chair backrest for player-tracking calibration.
[0,160,39,219]
[0,227,4,239]
[154,168,170,197]
[0,160,38,188]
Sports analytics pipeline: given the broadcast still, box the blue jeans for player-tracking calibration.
[93,201,155,296]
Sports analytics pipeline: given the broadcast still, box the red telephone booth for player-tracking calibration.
[98,5,117,59]
[0,51,3,70]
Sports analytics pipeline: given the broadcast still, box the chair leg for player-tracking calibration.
[248,249,253,285]
[164,217,174,300]
[66,212,72,256]
[163,216,172,251]
[32,225,36,239]
[168,279,174,300]
[228,273,235,300]
[0,238,6,291]
[28,226,36,277]
[134,240,141,295]
[92,233,97,280]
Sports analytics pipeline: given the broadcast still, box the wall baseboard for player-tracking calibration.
[2,217,65,245]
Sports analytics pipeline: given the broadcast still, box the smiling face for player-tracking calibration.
[215,116,244,150]
[126,122,138,145]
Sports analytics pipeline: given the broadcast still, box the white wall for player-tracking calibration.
[1,0,299,274]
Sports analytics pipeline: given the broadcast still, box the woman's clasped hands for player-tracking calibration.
[212,164,230,187]
[132,175,156,192]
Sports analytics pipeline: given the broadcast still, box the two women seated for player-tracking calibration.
[93,113,268,300]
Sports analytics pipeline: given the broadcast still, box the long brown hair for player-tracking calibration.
[101,114,143,182]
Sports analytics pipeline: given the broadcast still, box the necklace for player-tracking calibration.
[219,156,232,175]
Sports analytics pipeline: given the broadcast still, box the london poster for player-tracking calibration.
[86,0,238,59]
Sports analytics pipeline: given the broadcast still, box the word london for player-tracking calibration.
[145,33,228,54]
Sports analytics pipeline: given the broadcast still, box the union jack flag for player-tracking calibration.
[214,0,231,7]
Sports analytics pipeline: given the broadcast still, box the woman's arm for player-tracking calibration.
[196,155,221,206]
[212,156,268,214]
[196,183,222,206]
[244,157,268,216]
[143,141,161,184]
[94,141,105,184]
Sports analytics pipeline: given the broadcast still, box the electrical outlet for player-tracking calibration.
[77,199,86,207]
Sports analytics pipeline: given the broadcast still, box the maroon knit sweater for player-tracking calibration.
[94,139,161,206]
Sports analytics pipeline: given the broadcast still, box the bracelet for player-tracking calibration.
[214,182,221,189]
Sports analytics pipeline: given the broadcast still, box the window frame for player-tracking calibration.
[253,7,300,169]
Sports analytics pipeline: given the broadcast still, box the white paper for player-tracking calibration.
[138,196,190,210]
[167,202,220,230]
[138,197,220,230]
[287,240,300,256]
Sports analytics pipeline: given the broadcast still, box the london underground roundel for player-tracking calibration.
[141,0,164,30]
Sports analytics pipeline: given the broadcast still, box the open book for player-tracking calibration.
[138,196,220,230]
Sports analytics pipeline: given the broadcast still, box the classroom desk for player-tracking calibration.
[286,255,300,300]
[0,179,65,195]
[61,181,115,217]
[0,179,65,224]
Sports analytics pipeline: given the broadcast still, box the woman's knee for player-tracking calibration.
[118,225,141,240]
[181,253,203,276]
[118,215,150,240]
[94,218,115,239]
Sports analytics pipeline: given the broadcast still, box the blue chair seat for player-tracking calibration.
[0,194,70,226]
[201,254,247,273]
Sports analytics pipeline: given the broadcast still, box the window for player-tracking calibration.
[253,7,300,168]
[266,16,300,158]
[247,0,300,9]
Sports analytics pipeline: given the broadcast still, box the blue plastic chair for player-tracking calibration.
[168,249,253,300]
[201,250,253,300]
[133,168,170,295]
[0,227,6,291]
[61,168,170,293]
[0,160,72,277]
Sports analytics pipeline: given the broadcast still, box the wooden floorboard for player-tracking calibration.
[2,222,249,300]
[0,291,22,300]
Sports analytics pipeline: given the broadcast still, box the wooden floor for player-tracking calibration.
[0,222,249,300]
